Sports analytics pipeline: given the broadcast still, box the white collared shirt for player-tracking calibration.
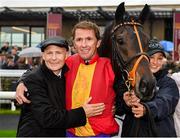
[57,69,62,78]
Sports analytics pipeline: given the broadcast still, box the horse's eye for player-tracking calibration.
[117,38,124,44]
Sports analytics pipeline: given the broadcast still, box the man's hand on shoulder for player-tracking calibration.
[15,82,31,104]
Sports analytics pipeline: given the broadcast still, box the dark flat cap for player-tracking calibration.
[40,36,69,52]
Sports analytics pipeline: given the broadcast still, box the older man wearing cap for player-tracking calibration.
[16,37,105,137]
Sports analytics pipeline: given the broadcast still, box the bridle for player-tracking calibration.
[111,20,149,91]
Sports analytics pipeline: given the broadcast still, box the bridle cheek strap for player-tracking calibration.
[128,21,149,87]
[129,55,149,87]
[133,20,143,53]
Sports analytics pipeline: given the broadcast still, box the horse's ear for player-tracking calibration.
[115,2,125,23]
[138,4,150,24]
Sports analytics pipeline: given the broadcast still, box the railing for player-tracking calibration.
[0,91,16,111]
[0,69,26,110]
[0,69,26,77]
[0,91,16,99]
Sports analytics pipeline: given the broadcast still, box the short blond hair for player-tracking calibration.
[72,20,100,40]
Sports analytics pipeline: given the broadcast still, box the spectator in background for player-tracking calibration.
[11,46,19,64]
[0,53,6,69]
[32,57,42,68]
[1,54,18,91]
[171,72,180,137]
[2,54,18,69]
[0,41,11,54]
[26,57,33,69]
[0,54,3,68]
[17,57,30,69]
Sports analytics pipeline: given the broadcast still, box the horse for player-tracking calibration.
[98,2,156,102]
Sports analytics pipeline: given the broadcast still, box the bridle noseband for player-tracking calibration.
[111,20,149,91]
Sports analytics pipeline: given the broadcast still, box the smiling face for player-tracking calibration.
[42,45,68,75]
[73,28,101,61]
[149,52,166,73]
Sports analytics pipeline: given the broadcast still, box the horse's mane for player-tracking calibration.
[98,22,113,58]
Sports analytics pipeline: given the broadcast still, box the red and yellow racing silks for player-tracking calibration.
[65,54,119,136]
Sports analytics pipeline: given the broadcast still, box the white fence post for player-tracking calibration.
[11,101,16,111]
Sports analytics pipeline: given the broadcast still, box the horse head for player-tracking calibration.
[99,2,156,101]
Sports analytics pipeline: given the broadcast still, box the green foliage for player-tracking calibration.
[1,77,19,91]
[0,130,16,137]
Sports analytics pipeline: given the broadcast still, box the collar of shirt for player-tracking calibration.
[79,53,99,65]
[57,69,62,78]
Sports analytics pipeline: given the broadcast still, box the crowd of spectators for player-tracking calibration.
[0,41,41,70]
[0,41,42,92]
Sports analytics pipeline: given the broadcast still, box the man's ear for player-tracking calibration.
[42,53,45,60]
[72,40,77,49]
[65,51,69,59]
[97,40,101,48]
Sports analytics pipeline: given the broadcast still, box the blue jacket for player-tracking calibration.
[145,69,179,136]
[115,69,179,137]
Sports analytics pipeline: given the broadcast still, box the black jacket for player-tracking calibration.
[17,63,86,137]
[115,69,179,137]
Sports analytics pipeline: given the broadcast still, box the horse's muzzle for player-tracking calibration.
[136,76,156,101]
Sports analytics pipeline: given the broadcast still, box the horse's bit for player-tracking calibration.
[111,20,149,91]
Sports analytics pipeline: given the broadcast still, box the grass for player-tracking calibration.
[0,130,16,137]
[0,109,19,137]
[0,109,20,115]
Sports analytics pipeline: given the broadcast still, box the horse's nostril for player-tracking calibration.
[139,79,147,94]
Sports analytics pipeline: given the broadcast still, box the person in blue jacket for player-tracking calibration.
[115,39,179,137]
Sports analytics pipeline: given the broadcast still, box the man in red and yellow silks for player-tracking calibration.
[66,21,119,137]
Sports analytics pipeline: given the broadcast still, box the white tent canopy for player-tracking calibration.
[1,0,180,8]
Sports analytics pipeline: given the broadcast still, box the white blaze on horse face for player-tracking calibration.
[149,52,166,73]
[74,28,101,60]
